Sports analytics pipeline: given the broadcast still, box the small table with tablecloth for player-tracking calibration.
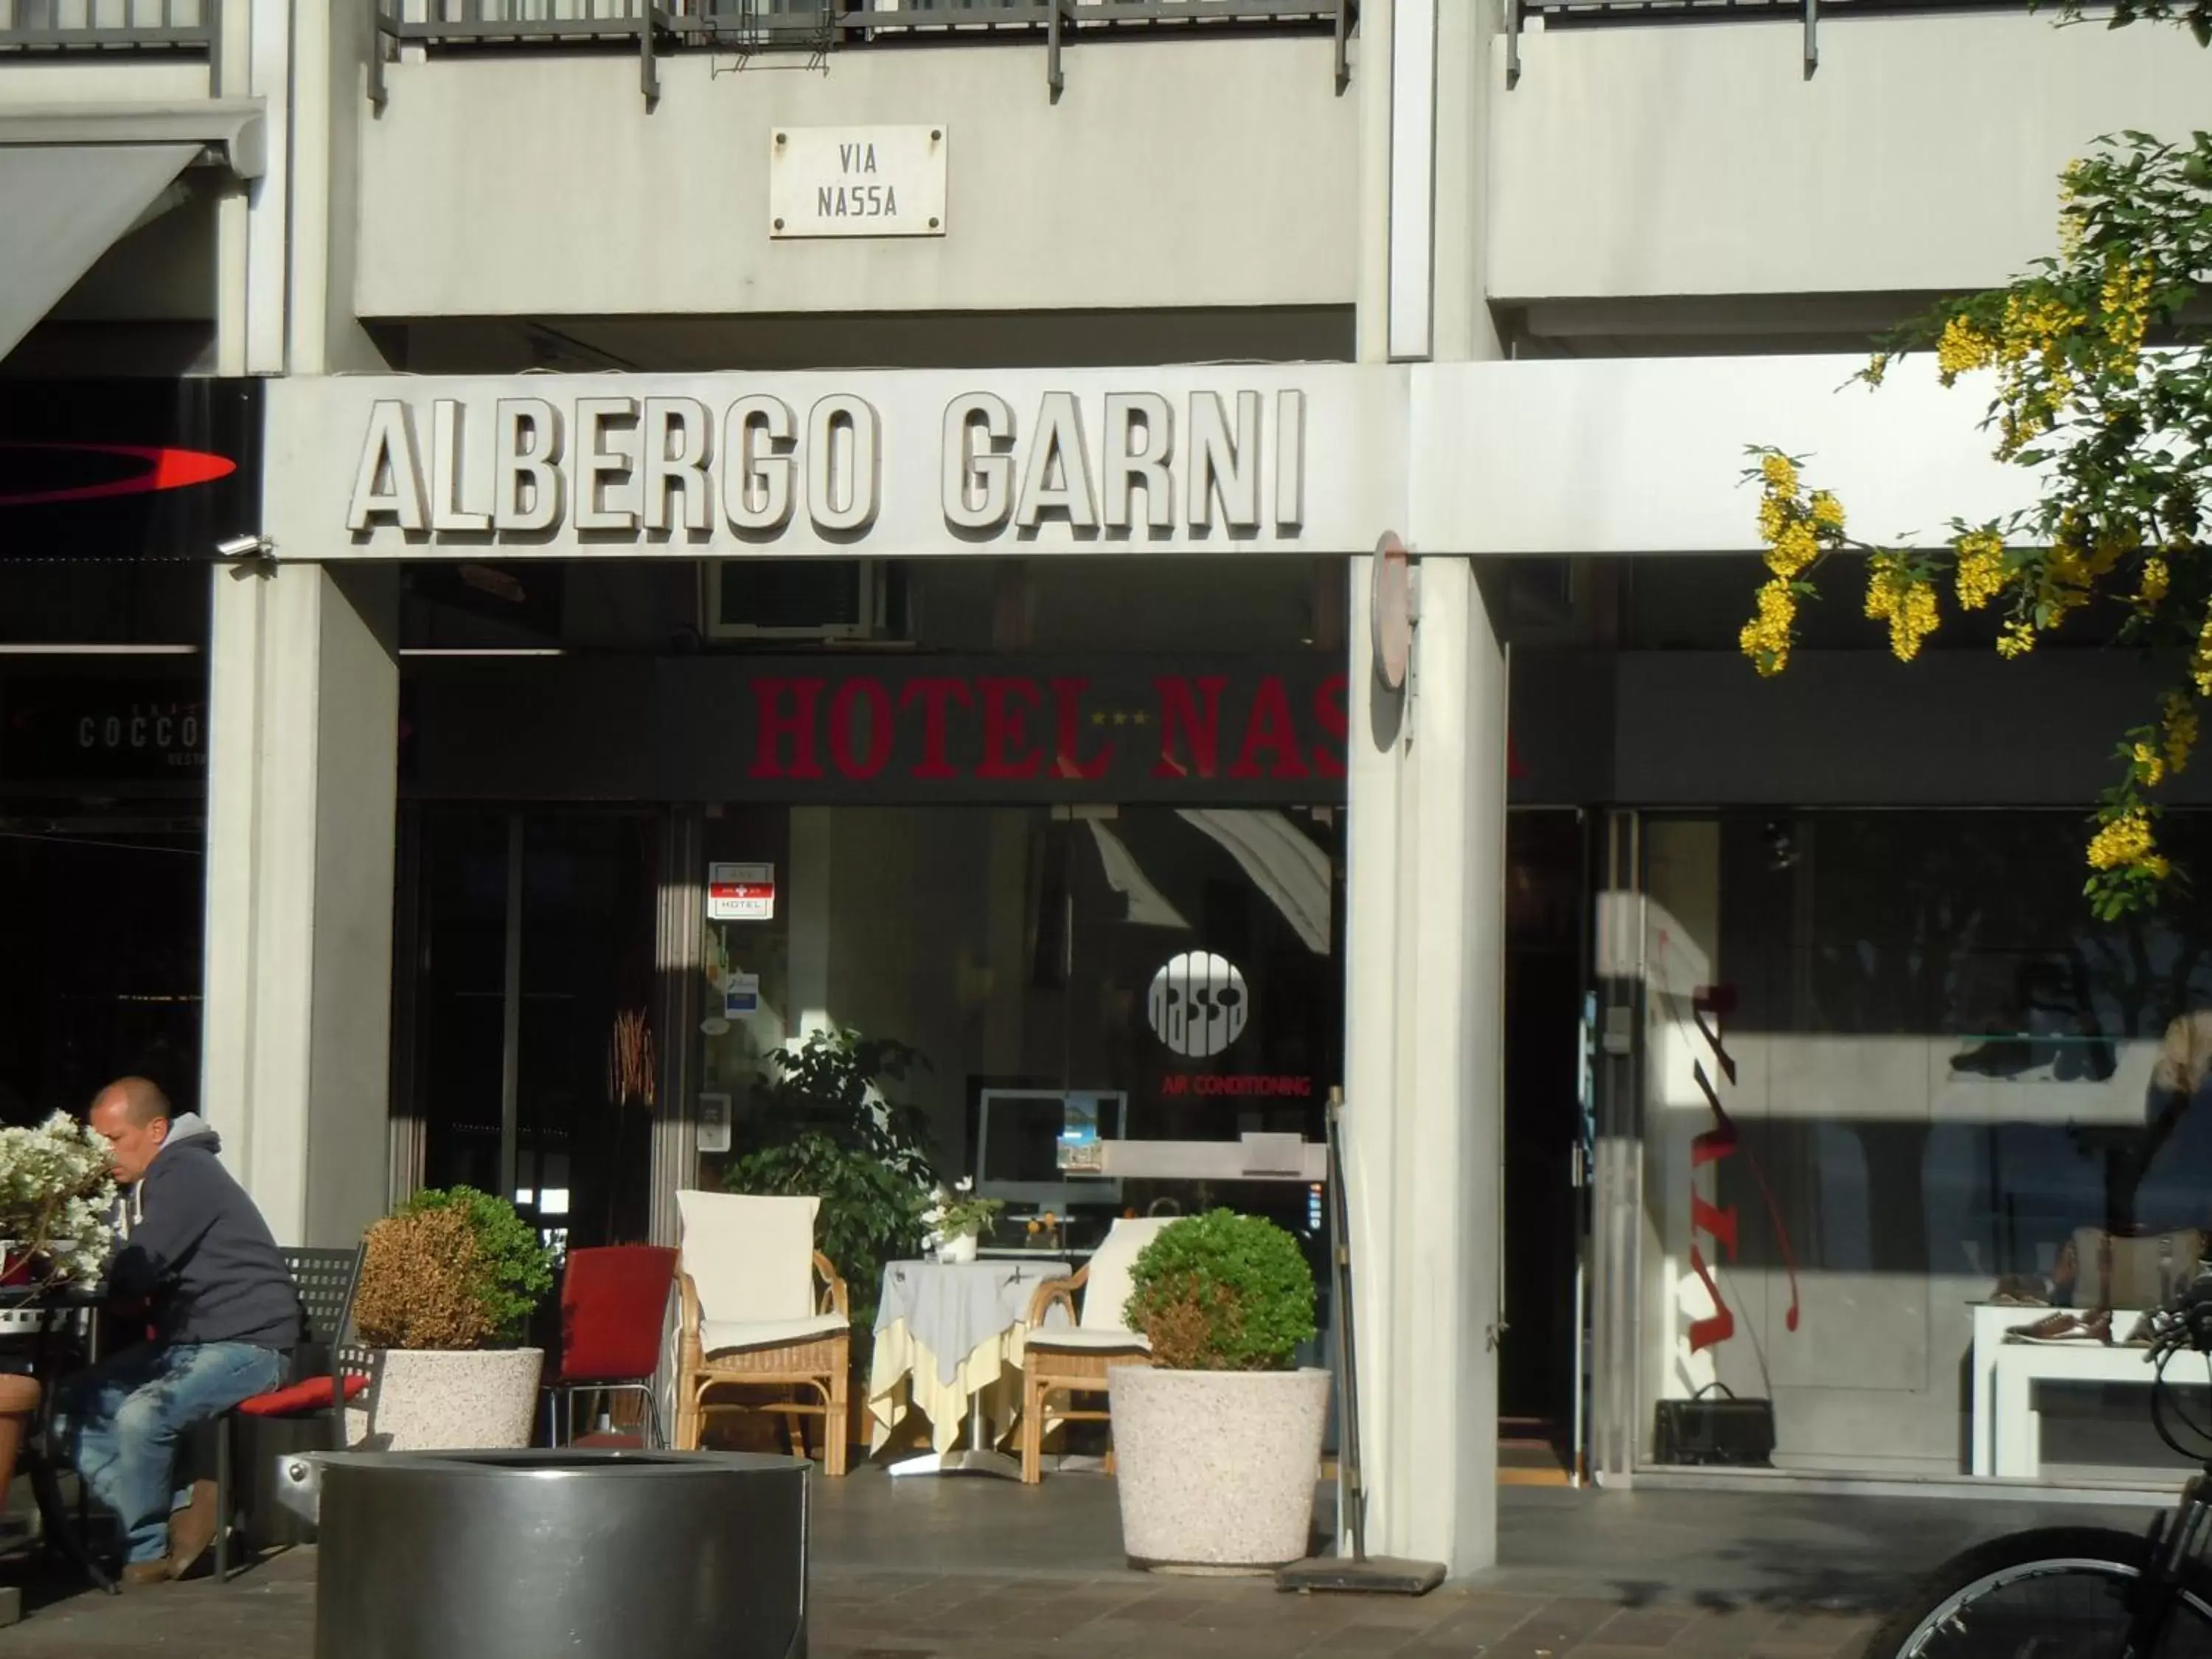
[867,1257,1071,1480]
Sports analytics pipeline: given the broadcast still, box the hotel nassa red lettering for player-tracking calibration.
[745,670,1349,787]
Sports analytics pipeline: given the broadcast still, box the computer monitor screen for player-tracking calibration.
[975,1090,1124,1208]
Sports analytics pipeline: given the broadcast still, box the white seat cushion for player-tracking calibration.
[677,1189,821,1326]
[1025,1326,1151,1353]
[698,1312,848,1357]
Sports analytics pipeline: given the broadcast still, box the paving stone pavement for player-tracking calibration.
[0,1472,2155,1658]
[0,1548,1882,1659]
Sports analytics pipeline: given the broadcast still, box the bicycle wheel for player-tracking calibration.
[1865,1527,2212,1659]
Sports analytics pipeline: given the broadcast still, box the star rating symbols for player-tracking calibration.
[1089,709,1152,728]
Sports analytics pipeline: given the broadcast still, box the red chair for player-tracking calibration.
[545,1245,678,1449]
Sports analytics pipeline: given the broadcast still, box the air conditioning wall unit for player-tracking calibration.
[705,558,905,641]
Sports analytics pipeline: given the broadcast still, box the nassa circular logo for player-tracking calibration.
[1146,952,1249,1060]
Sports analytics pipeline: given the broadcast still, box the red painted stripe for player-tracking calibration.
[0,443,237,508]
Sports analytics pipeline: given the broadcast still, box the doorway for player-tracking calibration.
[399,806,662,1254]
[1499,809,1591,1481]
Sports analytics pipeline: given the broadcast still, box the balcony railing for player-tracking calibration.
[1504,0,2034,84]
[0,0,215,53]
[368,0,1353,105]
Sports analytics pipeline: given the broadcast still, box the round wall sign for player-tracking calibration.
[1371,532,1413,692]
[1146,951,1250,1060]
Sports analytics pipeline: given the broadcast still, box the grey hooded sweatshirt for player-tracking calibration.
[109,1114,301,1352]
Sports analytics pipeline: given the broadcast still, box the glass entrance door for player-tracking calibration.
[403,805,662,1253]
[1500,809,1593,1483]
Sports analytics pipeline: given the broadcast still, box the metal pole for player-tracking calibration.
[499,813,524,1206]
[1326,1089,1366,1560]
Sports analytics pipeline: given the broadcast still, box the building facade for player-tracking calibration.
[4,0,2212,1576]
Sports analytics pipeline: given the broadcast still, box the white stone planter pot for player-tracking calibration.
[1107,1366,1330,1573]
[936,1232,980,1265]
[353,1348,545,1452]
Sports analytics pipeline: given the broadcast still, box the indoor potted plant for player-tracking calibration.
[0,1113,116,1489]
[1107,1209,1326,1572]
[921,1179,1001,1265]
[712,1028,941,1455]
[349,1186,555,1451]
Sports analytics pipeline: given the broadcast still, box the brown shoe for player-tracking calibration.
[119,1560,173,1590]
[165,1478,220,1580]
[2006,1310,2114,1345]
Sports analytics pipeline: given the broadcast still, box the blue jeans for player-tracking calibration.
[52,1340,285,1565]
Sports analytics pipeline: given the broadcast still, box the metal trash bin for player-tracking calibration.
[278,1449,808,1659]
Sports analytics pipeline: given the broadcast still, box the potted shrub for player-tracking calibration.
[349,1186,555,1451]
[0,1113,116,1489]
[1108,1209,1326,1573]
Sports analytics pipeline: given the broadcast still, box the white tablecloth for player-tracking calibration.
[868,1258,1072,1453]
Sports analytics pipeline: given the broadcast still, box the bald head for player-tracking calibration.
[89,1077,172,1183]
[94,1077,170,1129]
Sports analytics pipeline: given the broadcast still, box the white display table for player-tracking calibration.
[1969,1303,2157,1478]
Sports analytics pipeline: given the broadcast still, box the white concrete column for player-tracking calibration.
[1343,554,1509,1576]
[201,562,400,1248]
[213,0,290,377]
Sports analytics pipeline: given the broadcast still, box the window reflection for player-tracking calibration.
[1644,811,2212,1480]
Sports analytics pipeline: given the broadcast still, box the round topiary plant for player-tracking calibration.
[1123,1209,1317,1372]
[352,1186,555,1351]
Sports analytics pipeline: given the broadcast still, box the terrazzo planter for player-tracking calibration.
[358,1349,544,1452]
[1107,1364,1329,1573]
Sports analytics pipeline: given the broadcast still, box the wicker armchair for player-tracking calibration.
[1017,1217,1172,1484]
[673,1190,852,1474]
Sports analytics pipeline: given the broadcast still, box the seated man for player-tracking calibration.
[53,1078,301,1585]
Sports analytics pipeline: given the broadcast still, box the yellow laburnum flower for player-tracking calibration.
[2197,608,2212,699]
[2165,692,2199,778]
[1809,491,1846,533]
[2133,741,2167,788]
[2086,811,2157,873]
[2059,208,2085,259]
[1865,555,1939,661]
[1889,580,1940,662]
[2140,557,2171,607]
[1937,316,1998,383]
[1760,453,1799,495]
[1955,531,2006,611]
[1739,578,1796,677]
[2101,257,2154,362]
[1756,493,1790,546]
[1865,560,1898,622]
[1768,520,1819,579]
[1863,353,1891,387]
[1998,621,2038,660]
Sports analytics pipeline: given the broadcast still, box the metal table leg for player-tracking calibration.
[886,1387,1022,1481]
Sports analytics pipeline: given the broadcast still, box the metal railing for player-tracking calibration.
[368,0,1352,105]
[1505,0,2035,84]
[0,0,214,52]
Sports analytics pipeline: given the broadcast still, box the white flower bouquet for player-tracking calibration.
[919,1176,1003,1253]
[0,1113,118,1297]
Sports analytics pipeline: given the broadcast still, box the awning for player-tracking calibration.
[0,101,267,364]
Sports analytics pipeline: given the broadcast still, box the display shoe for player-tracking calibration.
[1991,1274,2051,1307]
[2004,1310,2114,1344]
[119,1559,173,1590]
[2123,1310,2159,1347]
